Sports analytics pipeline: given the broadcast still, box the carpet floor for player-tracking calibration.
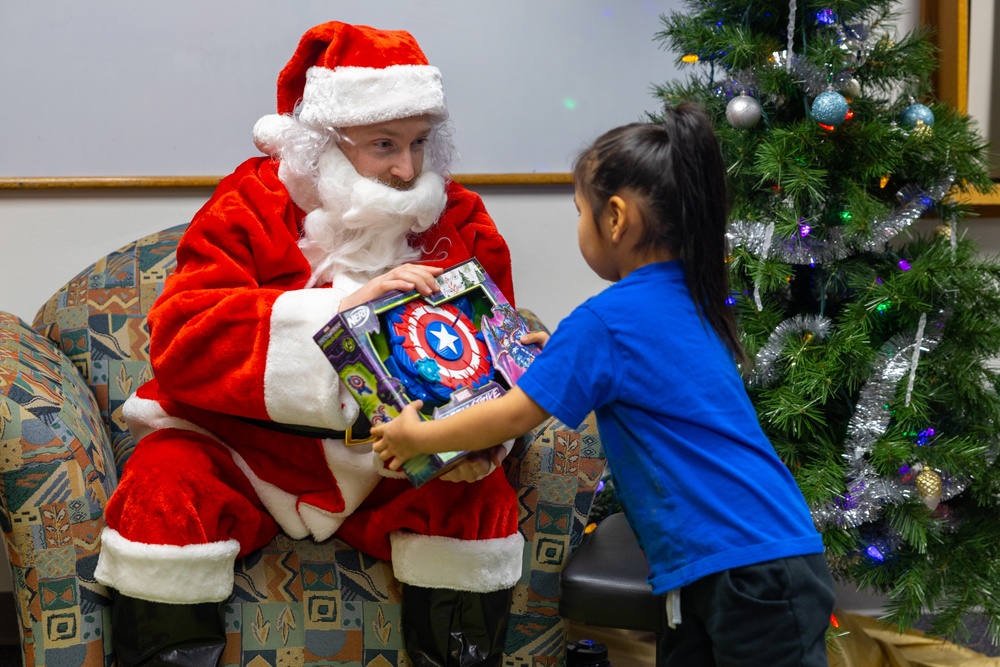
[0,613,993,666]
[566,613,999,667]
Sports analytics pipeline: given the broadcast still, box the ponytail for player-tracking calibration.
[662,104,747,368]
[573,103,747,367]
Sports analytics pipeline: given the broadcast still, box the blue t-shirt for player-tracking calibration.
[517,261,824,594]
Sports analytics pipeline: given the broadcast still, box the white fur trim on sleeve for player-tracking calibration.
[389,532,524,592]
[265,288,360,430]
[94,528,240,604]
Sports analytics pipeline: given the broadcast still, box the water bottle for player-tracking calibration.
[566,639,612,666]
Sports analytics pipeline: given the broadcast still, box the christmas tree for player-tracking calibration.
[648,0,998,646]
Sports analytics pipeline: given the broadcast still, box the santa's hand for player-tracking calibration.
[340,264,444,312]
[439,444,508,483]
[371,400,425,471]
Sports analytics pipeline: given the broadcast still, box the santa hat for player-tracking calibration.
[254,22,447,154]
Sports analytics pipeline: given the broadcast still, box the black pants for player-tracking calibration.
[659,553,835,667]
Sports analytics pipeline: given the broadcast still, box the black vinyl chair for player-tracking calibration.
[559,512,668,666]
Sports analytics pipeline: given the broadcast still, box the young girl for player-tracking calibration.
[372,102,835,667]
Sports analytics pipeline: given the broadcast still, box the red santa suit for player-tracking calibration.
[94,23,522,605]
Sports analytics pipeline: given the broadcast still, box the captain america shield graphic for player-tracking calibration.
[385,299,493,404]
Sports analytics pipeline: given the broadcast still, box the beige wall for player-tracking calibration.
[2,189,997,329]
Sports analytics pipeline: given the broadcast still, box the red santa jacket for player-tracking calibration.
[122,157,515,541]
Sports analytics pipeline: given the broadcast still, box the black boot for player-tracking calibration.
[111,591,227,667]
[401,585,513,667]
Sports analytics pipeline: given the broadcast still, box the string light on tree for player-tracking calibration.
[814,9,837,24]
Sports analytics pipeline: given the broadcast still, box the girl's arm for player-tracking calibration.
[371,386,550,471]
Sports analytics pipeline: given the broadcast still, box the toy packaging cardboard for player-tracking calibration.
[314,259,541,486]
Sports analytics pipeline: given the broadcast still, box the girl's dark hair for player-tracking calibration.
[572,101,747,367]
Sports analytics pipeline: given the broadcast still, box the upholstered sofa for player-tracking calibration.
[0,223,606,667]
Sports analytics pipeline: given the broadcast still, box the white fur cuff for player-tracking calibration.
[265,288,359,430]
[94,528,240,603]
[390,532,524,592]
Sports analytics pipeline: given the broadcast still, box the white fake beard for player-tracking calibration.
[298,146,448,288]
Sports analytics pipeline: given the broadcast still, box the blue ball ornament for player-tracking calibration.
[811,91,849,126]
[900,103,935,129]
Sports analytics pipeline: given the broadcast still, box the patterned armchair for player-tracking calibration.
[0,223,606,667]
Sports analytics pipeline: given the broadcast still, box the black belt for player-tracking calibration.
[238,414,372,443]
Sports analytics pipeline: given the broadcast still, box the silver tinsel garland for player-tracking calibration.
[750,314,832,388]
[728,175,956,266]
[810,313,955,529]
[767,51,857,99]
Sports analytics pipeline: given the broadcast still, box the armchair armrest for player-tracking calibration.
[0,311,116,663]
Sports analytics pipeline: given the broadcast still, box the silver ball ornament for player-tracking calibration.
[840,38,867,68]
[845,22,870,41]
[726,95,762,129]
[841,78,862,100]
[811,91,849,126]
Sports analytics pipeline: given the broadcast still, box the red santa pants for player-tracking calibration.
[102,426,522,599]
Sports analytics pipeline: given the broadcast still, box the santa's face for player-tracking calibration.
[295,118,448,287]
[336,115,432,190]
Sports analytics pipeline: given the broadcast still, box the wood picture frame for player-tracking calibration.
[922,0,1000,215]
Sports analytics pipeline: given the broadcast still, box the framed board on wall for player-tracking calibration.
[0,0,684,186]
[922,0,1000,214]
[966,1,1000,181]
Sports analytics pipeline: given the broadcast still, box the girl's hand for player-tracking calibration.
[339,264,444,312]
[371,400,426,471]
[520,330,550,348]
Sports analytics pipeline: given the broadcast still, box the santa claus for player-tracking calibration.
[94,22,522,667]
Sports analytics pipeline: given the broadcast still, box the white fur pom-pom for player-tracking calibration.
[252,114,298,156]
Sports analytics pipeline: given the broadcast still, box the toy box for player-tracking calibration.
[314,259,541,486]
